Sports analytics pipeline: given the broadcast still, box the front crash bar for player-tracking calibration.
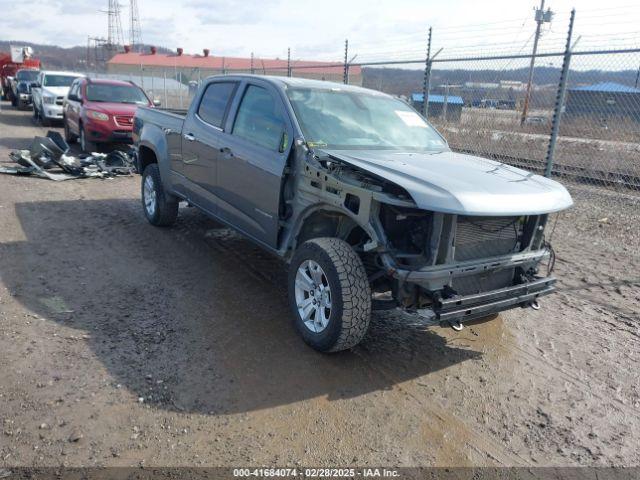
[430,277,557,324]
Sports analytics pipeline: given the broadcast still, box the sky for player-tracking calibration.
[0,0,638,63]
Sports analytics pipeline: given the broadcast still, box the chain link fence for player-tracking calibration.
[80,7,640,195]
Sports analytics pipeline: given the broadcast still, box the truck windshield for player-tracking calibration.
[286,87,448,151]
[43,75,79,87]
[17,70,38,82]
[86,84,149,104]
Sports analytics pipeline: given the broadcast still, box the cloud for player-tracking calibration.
[186,0,280,25]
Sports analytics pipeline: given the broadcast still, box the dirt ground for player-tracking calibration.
[0,103,639,468]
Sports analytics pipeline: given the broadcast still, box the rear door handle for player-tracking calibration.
[183,133,196,142]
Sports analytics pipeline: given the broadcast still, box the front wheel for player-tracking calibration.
[64,118,77,143]
[141,163,179,226]
[79,125,96,153]
[288,238,372,352]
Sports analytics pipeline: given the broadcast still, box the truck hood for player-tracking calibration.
[322,149,573,216]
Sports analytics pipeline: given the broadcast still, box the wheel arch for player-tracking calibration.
[284,203,377,260]
[137,143,158,173]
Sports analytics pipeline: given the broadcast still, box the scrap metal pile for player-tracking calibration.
[1,131,136,181]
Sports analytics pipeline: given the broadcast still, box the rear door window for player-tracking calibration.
[232,85,286,151]
[197,82,237,129]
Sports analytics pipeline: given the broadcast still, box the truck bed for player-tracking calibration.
[135,106,186,133]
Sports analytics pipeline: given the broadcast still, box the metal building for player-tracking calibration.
[107,47,362,85]
[565,82,640,122]
[411,93,464,122]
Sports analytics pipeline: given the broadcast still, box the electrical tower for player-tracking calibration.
[105,0,125,51]
[129,0,143,52]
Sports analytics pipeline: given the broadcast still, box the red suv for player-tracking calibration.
[63,78,157,152]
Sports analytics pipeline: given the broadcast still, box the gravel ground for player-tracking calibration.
[0,103,638,468]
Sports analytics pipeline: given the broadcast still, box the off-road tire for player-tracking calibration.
[288,238,372,352]
[64,118,77,143]
[141,163,179,227]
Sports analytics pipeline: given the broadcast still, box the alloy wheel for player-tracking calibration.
[294,260,332,333]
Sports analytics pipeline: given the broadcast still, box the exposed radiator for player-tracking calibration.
[452,268,515,296]
[455,216,520,262]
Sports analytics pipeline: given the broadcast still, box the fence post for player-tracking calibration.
[545,8,575,177]
[343,39,349,84]
[421,27,432,117]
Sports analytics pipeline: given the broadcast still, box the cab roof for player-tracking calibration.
[205,74,390,97]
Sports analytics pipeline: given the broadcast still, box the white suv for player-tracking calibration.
[32,71,84,125]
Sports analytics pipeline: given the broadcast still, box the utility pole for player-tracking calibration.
[442,84,450,121]
[520,0,553,125]
[287,47,291,77]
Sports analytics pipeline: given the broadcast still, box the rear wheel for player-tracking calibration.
[288,238,372,352]
[141,163,179,226]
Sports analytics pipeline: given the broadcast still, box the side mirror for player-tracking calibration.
[31,82,40,88]
[152,99,161,107]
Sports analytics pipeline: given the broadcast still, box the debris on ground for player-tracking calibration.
[0,130,136,181]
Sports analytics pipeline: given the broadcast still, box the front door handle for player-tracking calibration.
[183,133,196,142]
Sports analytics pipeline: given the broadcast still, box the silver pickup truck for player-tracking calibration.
[133,75,573,352]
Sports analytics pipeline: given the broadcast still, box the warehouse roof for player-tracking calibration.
[108,52,359,75]
[411,93,464,105]
[570,82,640,93]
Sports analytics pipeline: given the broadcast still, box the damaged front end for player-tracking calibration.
[374,206,556,328]
[282,142,562,329]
